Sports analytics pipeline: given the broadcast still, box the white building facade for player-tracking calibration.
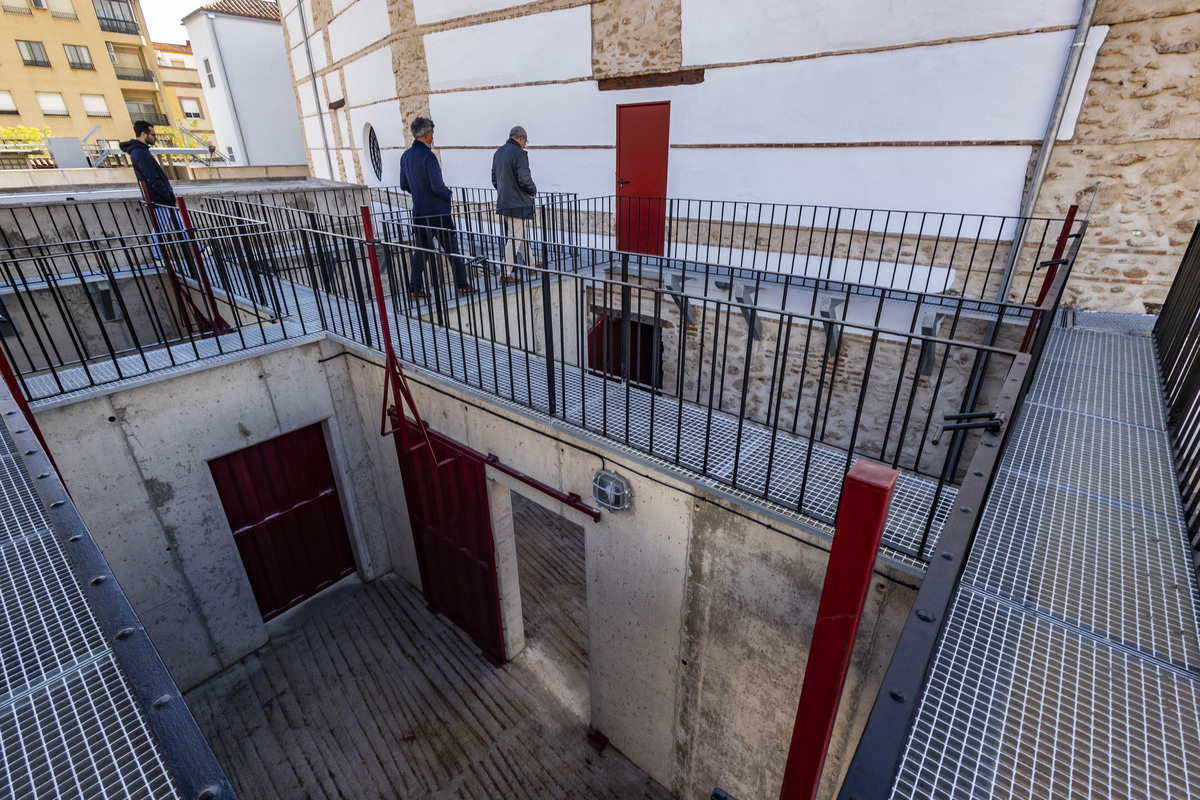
[183,0,307,167]
[277,0,1106,218]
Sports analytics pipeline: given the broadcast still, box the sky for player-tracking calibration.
[140,0,208,45]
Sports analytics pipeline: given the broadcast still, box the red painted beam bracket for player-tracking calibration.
[779,460,898,800]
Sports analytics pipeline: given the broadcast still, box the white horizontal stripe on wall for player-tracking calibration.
[423,6,593,91]
[680,0,1085,65]
[342,48,395,106]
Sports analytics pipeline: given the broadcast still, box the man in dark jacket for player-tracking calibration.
[491,126,537,284]
[399,117,474,299]
[120,121,175,207]
[120,121,182,260]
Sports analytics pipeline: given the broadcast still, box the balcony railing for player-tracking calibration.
[2,3,32,14]
[128,112,169,126]
[51,9,79,19]
[68,60,95,70]
[21,57,52,68]
[114,65,155,82]
[0,189,1085,564]
[97,16,139,34]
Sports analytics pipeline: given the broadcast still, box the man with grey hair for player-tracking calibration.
[400,116,474,298]
[491,125,537,284]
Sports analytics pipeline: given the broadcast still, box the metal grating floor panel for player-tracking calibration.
[890,327,1200,798]
[1073,310,1159,333]
[0,407,184,798]
[892,587,1200,800]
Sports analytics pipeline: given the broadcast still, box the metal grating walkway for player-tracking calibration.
[0,420,184,799]
[890,327,1200,798]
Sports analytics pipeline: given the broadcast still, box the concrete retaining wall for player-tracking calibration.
[32,335,918,796]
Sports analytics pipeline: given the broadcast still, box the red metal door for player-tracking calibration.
[389,411,506,664]
[209,423,355,621]
[616,102,670,255]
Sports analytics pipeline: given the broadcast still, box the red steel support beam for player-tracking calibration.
[779,460,898,800]
[1020,204,1079,352]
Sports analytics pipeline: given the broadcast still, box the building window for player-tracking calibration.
[180,97,202,119]
[367,125,382,182]
[80,94,110,117]
[203,58,215,88]
[226,147,235,162]
[92,0,137,35]
[36,91,69,116]
[48,0,78,20]
[125,99,164,126]
[0,90,17,116]
[16,40,51,67]
[170,59,184,68]
[107,42,153,82]
[64,43,94,69]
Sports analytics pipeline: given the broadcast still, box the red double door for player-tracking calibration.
[209,423,356,621]
[389,410,506,664]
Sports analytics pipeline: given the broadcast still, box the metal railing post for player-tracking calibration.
[539,205,557,416]
[779,460,898,800]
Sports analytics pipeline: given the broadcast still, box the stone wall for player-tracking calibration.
[1034,2,1200,311]
[592,0,683,78]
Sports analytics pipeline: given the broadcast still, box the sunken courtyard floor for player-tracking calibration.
[185,496,673,799]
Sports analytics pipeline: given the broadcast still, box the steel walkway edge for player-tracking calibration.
[889,327,1200,799]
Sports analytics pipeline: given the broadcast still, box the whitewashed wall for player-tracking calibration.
[680,0,1085,64]
[284,0,1104,215]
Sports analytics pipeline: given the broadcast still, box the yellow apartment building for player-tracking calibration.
[154,40,219,154]
[0,0,167,149]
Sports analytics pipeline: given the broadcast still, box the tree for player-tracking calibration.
[0,125,52,146]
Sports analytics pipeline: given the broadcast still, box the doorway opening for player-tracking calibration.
[512,492,589,718]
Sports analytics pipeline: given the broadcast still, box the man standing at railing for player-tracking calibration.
[120,121,183,260]
[491,126,538,285]
[399,117,476,299]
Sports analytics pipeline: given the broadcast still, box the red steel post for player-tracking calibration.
[778,460,898,800]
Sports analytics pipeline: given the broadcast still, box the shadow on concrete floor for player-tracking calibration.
[185,499,673,799]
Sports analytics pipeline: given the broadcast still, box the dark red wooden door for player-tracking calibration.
[209,423,355,621]
[587,315,662,388]
[616,101,670,255]
[389,411,506,664]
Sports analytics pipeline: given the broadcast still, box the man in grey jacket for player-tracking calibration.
[491,126,537,284]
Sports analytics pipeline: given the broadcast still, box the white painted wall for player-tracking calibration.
[680,0,1085,65]
[423,6,593,91]
[185,13,308,166]
[413,0,539,25]
[327,0,389,62]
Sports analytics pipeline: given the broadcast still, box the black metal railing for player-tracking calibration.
[836,221,1086,799]
[97,15,139,34]
[1154,221,1200,553]
[114,65,155,82]
[0,190,1084,562]
[68,59,96,70]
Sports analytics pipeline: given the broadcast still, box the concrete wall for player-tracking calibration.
[31,333,918,796]
[33,339,406,690]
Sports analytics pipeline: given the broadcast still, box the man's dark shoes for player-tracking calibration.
[408,290,429,300]
[456,285,478,297]
[503,273,521,285]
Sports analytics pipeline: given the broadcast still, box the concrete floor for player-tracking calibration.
[185,495,673,799]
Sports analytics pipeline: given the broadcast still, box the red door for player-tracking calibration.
[390,411,506,664]
[586,315,662,389]
[209,423,355,621]
[616,102,670,255]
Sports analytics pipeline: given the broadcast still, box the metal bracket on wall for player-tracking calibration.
[736,283,761,341]
[919,311,947,376]
[665,273,695,325]
[820,297,845,358]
